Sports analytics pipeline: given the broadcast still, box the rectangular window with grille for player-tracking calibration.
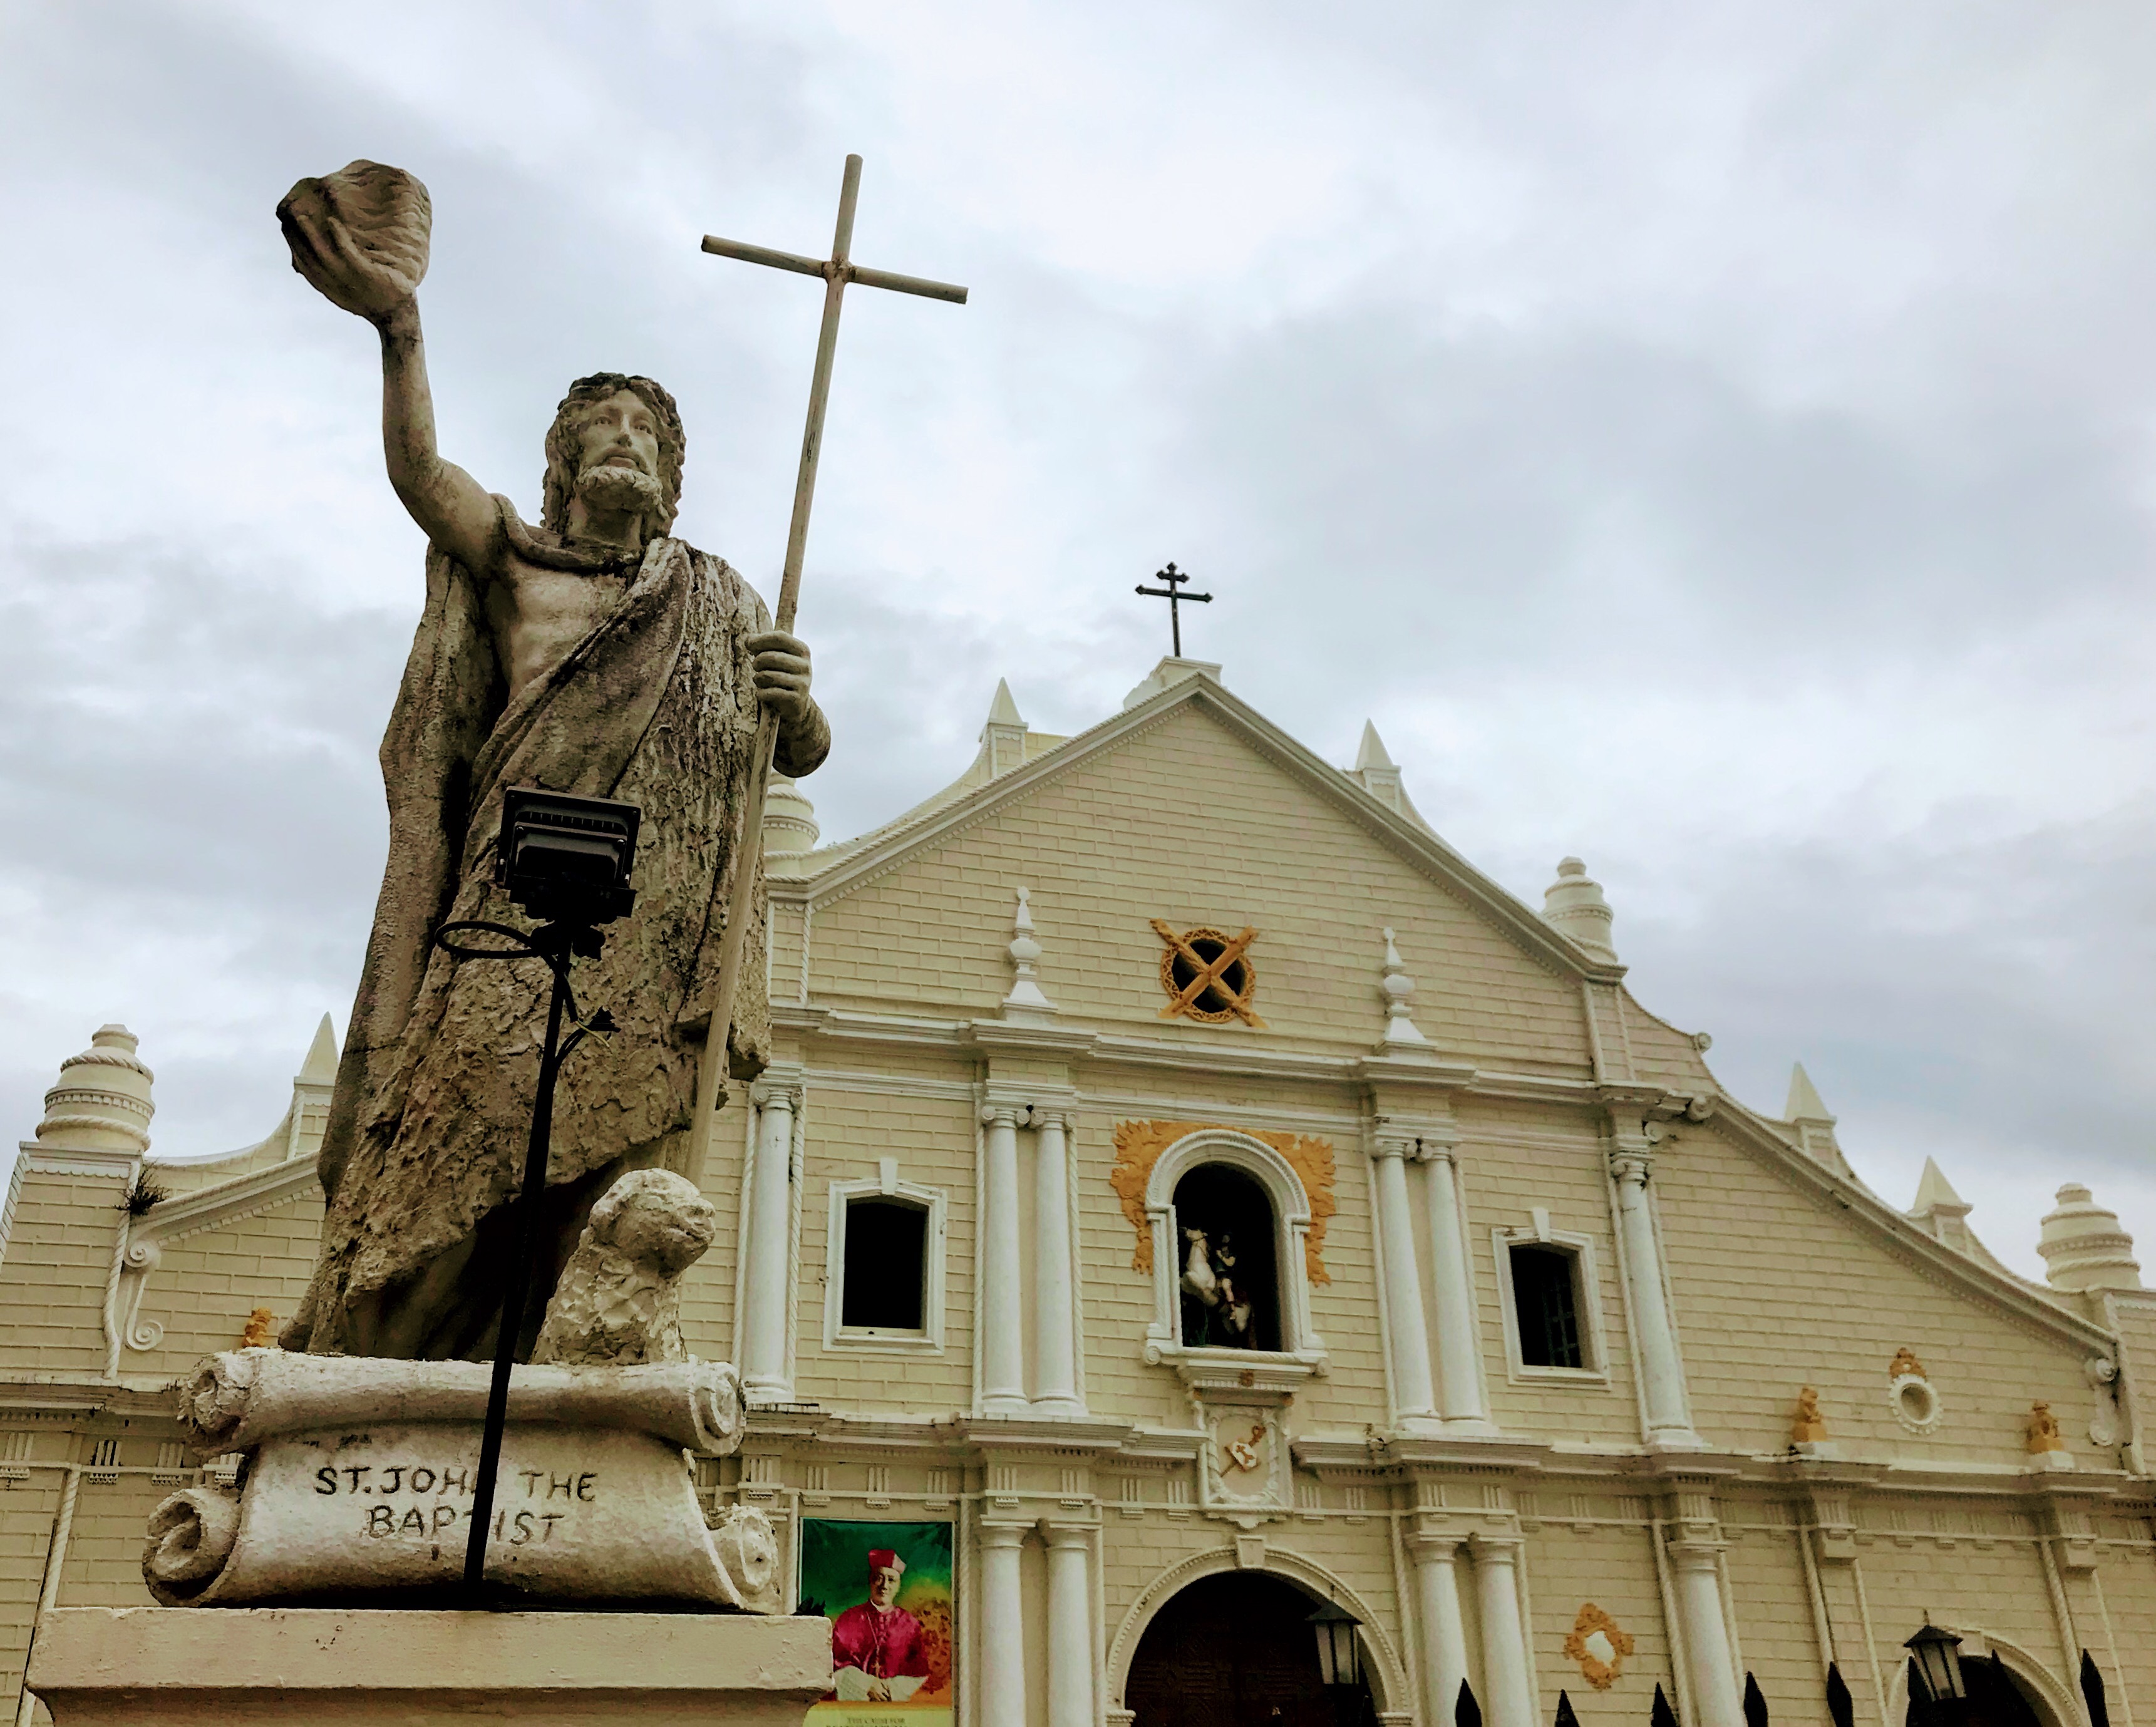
[1509,1244,1585,1370]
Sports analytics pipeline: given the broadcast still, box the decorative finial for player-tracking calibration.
[979,679,1029,778]
[761,775,820,855]
[1353,723,1405,815]
[34,1024,155,1154]
[2037,1183,2143,1293]
[1000,887,1056,1021]
[1377,927,1430,1050]
[1541,857,1616,961]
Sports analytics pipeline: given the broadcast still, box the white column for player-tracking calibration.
[1609,1145,1700,1444]
[1373,1133,1440,1429]
[1412,1534,1472,1727]
[979,1523,1029,1725]
[1420,1145,1490,1430]
[1041,1521,1094,1727]
[741,1079,798,1400]
[1032,1110,1081,1413]
[980,1104,1028,1415]
[1471,1536,1535,1727]
[1669,1537,1743,1727]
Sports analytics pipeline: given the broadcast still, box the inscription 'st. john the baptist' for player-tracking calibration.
[315,1460,599,1547]
[272,162,831,1361]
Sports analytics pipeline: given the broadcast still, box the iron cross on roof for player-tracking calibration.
[1133,562,1213,657]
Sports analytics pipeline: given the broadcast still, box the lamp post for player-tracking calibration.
[1308,1596,1367,1727]
[1905,1622,1968,1727]
[433,786,641,1602]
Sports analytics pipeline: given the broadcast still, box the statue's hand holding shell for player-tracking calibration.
[276,160,431,322]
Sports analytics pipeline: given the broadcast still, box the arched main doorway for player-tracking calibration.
[1125,1571,1375,1726]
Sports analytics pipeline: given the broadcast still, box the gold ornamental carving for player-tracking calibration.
[1109,1120,1333,1284]
[1150,921,1265,1027]
[1562,1602,1634,1689]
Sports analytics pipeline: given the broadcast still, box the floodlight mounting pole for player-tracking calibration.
[430,918,612,1604]
[694,156,966,1152]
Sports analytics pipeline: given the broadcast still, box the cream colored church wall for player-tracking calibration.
[1521,1513,1677,1724]
[805,707,1593,1071]
[785,1084,978,1410]
[1654,1125,2097,1462]
[0,1473,66,1716]
[0,1168,132,1378]
[128,1191,324,1378]
[1719,1505,1825,1719]
[1846,1520,2085,1713]
[56,1473,168,1607]
[1452,1106,1644,1445]
[2082,1508,2156,1704]
[1073,1105,1189,1431]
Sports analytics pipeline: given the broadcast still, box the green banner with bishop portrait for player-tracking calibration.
[799,1518,954,1726]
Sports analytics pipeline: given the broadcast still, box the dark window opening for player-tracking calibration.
[1510,1244,1584,1369]
[1172,1164,1281,1351]
[840,1197,927,1333]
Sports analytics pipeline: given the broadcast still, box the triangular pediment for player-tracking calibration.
[781,676,1624,1070]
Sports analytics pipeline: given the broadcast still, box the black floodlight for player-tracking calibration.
[495,787,639,927]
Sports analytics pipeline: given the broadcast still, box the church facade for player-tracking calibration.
[2,654,2152,1726]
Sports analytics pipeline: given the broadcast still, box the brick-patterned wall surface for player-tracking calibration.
[1525,1510,1677,1727]
[1656,1125,2100,1463]
[807,704,1594,1070]
[0,1171,130,1378]
[132,1192,324,1378]
[0,1474,63,1716]
[1721,1503,1828,1726]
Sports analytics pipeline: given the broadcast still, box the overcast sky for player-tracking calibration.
[4,1,2152,1279]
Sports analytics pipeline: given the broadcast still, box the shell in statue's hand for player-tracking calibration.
[276,160,431,322]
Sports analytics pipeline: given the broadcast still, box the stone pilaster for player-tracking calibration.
[978,1103,1028,1415]
[741,1071,802,1401]
[1371,1120,1440,1433]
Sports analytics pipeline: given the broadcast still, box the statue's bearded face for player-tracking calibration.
[574,388,667,519]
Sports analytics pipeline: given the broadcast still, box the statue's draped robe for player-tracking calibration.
[290,515,826,1358]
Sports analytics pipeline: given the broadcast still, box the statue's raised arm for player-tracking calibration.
[277,161,502,577]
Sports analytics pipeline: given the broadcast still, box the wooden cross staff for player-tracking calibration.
[698,155,966,1098]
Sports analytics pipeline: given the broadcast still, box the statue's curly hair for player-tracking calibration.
[540,373,686,539]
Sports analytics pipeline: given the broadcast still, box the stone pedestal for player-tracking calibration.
[26,1607,828,1726]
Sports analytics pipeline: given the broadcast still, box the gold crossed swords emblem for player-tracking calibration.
[1151,919,1265,1028]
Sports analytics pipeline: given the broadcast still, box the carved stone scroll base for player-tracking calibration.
[147,1423,776,1609]
[26,1607,828,1727]
[147,1353,770,1611]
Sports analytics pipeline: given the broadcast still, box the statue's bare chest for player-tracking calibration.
[484,555,630,704]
